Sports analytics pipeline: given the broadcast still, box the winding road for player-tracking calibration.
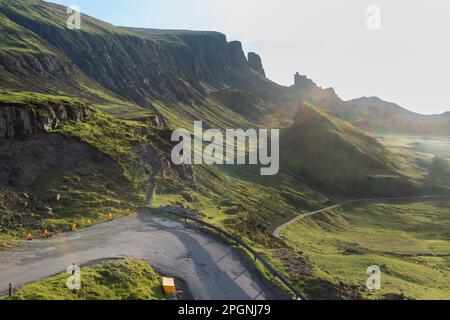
[0,212,278,300]
[2,193,448,299]
[273,195,450,238]
[272,205,341,238]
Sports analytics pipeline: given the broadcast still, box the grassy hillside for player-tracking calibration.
[5,258,165,300]
[427,157,450,189]
[282,200,450,299]
[281,102,419,197]
[0,93,169,247]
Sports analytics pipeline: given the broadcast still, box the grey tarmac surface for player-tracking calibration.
[0,213,278,300]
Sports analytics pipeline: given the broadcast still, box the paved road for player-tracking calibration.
[273,195,450,238]
[0,213,278,300]
[272,205,341,238]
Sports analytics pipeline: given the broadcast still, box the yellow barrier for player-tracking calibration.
[162,277,176,295]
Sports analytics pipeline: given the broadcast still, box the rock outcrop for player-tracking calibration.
[0,100,90,138]
[294,72,316,88]
[248,52,266,77]
[229,41,249,70]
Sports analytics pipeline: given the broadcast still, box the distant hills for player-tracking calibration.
[289,75,450,136]
[281,103,418,197]
[347,97,450,136]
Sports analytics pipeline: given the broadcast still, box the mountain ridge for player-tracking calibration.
[289,73,450,136]
[1,0,448,136]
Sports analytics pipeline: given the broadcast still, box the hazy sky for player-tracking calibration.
[49,0,450,115]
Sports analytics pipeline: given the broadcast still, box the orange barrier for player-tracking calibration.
[162,277,176,295]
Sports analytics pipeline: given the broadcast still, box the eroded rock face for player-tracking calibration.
[247,52,266,77]
[0,101,90,138]
[0,133,111,187]
[0,187,55,231]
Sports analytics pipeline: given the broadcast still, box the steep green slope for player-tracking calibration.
[283,200,450,300]
[281,103,418,197]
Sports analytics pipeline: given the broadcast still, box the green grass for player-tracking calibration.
[151,97,255,131]
[5,258,165,300]
[282,200,450,299]
[33,164,139,231]
[0,232,16,249]
[152,162,326,246]
[0,90,82,105]
[0,88,155,122]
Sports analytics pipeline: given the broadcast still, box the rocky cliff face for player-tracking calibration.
[248,52,266,77]
[128,30,267,94]
[0,100,90,138]
[138,31,235,85]
[229,41,249,71]
[0,1,267,107]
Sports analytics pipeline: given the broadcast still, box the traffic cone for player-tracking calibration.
[87,219,91,226]
[71,224,77,232]
[109,213,113,221]
[26,232,33,241]
[43,229,49,238]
